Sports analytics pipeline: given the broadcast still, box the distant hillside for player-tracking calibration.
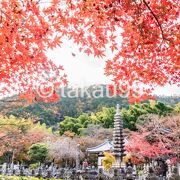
[155,95,180,106]
[1,85,179,127]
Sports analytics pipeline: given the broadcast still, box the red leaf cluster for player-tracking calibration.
[0,0,179,102]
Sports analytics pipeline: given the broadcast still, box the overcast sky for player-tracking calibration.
[47,41,180,96]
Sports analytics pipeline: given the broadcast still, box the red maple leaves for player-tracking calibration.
[126,132,172,158]
[0,0,179,102]
[0,0,67,102]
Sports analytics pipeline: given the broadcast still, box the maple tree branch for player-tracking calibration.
[0,10,12,20]
[142,0,167,40]
[133,35,141,56]
[0,10,2,23]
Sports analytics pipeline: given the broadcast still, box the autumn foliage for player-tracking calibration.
[0,0,179,102]
[0,116,51,161]
[0,0,67,102]
[126,132,172,158]
[126,114,180,162]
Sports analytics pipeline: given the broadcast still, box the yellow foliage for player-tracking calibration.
[174,102,180,113]
[102,152,115,170]
[150,100,156,109]
[123,153,132,163]
[63,131,75,138]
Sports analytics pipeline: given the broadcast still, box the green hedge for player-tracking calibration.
[0,175,63,180]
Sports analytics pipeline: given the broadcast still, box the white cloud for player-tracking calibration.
[47,41,180,95]
[47,41,111,86]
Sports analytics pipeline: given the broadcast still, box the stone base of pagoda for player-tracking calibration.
[112,155,122,168]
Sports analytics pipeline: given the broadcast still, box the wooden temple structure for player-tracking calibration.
[87,104,127,169]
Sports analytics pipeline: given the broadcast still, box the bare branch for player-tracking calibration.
[143,0,168,41]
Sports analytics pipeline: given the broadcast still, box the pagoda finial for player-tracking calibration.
[116,104,120,114]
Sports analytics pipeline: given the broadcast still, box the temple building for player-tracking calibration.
[87,104,127,169]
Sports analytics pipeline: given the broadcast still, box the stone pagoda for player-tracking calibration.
[87,104,126,169]
[112,104,125,168]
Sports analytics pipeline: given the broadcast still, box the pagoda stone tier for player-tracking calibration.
[112,104,125,160]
